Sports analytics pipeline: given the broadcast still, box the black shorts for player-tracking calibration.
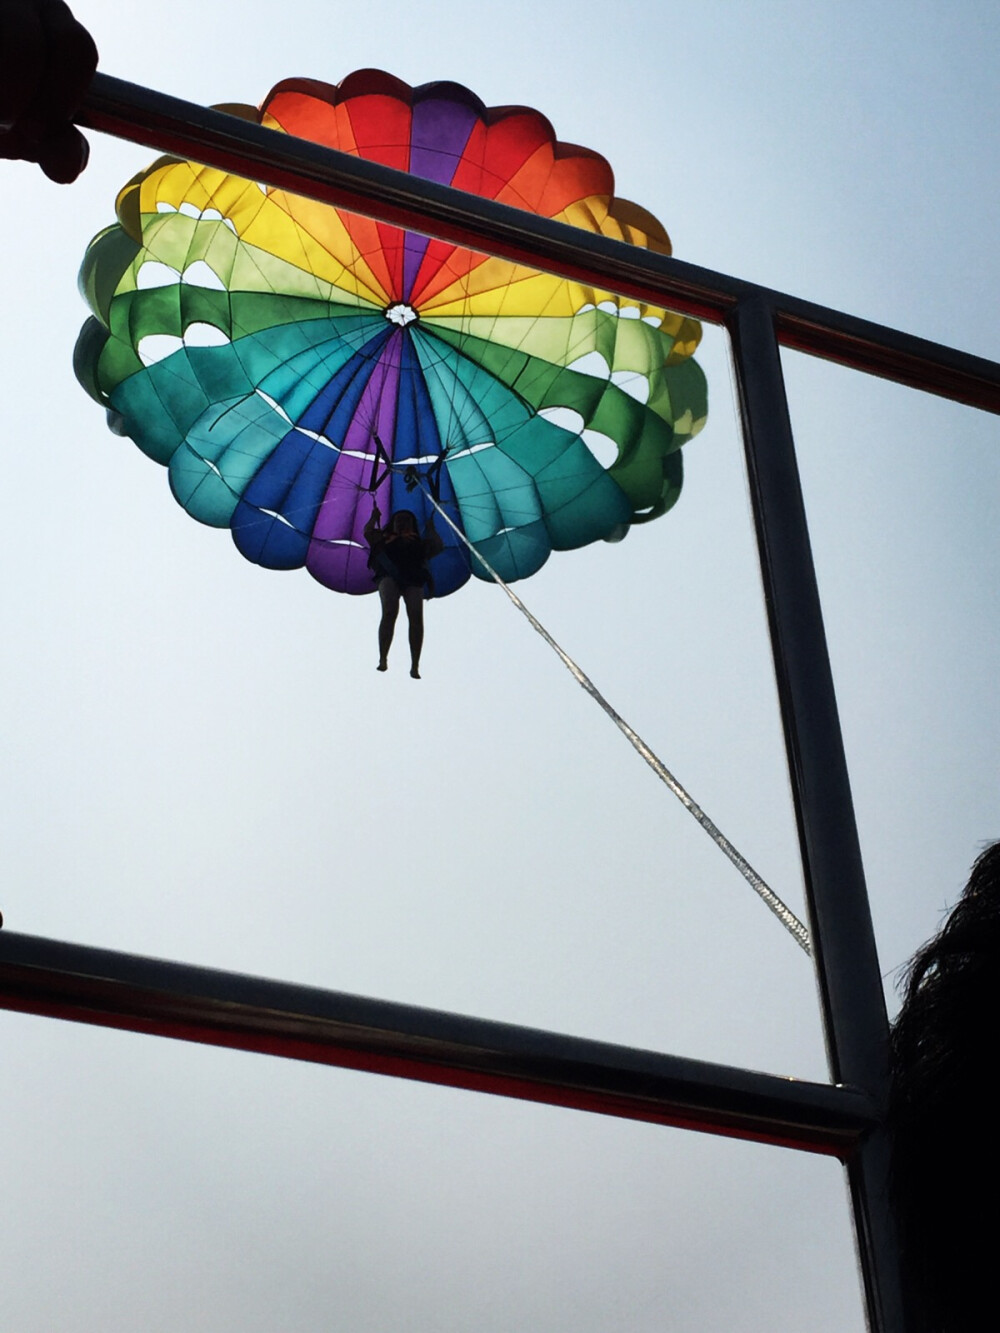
[370,549,427,591]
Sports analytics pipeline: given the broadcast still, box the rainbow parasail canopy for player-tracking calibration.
[75,71,707,597]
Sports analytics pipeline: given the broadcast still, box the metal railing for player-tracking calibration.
[5,70,997,1331]
[0,931,873,1155]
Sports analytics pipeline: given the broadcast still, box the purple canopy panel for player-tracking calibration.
[306,335,402,593]
[402,95,479,301]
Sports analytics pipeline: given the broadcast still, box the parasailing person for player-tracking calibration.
[364,502,442,678]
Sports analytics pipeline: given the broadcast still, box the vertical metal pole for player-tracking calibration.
[726,296,911,1332]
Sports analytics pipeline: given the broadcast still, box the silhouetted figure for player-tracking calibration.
[364,504,442,678]
[890,842,1000,1332]
[0,0,97,181]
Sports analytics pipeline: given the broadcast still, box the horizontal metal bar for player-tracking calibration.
[0,931,874,1156]
[80,73,1000,415]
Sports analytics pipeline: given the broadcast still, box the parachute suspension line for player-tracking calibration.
[368,433,393,493]
[417,479,812,957]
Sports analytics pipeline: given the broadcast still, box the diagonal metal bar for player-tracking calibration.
[79,73,1000,414]
[0,931,874,1157]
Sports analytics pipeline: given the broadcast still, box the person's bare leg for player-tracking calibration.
[377,580,400,670]
[403,586,425,678]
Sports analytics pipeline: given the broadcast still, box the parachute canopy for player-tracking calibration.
[76,71,707,597]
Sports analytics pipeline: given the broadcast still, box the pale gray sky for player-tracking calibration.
[1,2,997,1328]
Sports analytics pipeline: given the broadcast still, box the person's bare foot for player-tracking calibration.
[410,665,421,679]
[377,660,388,672]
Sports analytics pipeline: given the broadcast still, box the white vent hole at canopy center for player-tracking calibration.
[385,302,418,327]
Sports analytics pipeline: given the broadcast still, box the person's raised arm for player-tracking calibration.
[363,500,382,545]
